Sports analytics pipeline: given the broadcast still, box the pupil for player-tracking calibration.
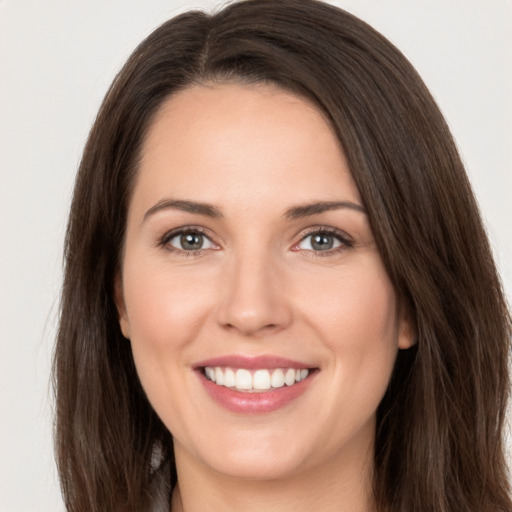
[311,234,333,251]
[181,233,203,250]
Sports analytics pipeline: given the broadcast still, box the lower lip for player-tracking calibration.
[197,371,316,414]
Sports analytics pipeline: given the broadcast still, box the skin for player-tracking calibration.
[116,83,414,512]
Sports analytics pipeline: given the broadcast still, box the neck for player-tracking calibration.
[171,437,376,512]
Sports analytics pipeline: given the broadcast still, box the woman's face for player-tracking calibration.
[117,83,413,481]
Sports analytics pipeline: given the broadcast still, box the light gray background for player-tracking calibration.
[1,1,511,511]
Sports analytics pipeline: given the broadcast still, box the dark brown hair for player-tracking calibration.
[54,1,512,510]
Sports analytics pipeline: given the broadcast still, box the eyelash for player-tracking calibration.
[293,226,354,257]
[157,226,215,257]
[157,226,353,257]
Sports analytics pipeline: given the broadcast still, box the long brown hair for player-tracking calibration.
[54,1,511,510]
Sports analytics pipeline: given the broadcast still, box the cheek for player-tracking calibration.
[120,256,215,404]
[303,260,398,344]
[299,259,399,401]
[121,257,217,430]
[122,257,215,350]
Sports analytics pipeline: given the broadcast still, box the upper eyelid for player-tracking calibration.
[161,225,209,238]
[158,226,215,246]
[292,226,354,253]
[295,225,352,241]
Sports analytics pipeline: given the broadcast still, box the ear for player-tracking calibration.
[114,272,131,339]
[397,303,416,350]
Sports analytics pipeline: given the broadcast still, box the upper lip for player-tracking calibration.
[194,355,314,370]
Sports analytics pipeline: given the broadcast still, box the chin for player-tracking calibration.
[175,428,311,481]
[208,450,307,481]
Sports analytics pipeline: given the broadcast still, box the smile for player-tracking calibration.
[204,367,310,392]
[195,356,318,414]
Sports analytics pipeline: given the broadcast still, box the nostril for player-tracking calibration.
[221,321,281,337]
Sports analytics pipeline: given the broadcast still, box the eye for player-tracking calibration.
[162,229,217,252]
[295,229,352,253]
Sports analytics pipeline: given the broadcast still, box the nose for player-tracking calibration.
[216,250,293,337]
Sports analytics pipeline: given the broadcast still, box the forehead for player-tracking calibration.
[132,82,360,216]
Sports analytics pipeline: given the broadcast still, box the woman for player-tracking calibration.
[53,1,511,511]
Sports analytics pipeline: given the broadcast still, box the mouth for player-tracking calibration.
[194,355,318,413]
[202,366,312,392]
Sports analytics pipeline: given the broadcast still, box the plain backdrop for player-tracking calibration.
[1,1,511,511]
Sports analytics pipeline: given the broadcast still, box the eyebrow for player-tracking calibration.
[143,199,223,221]
[143,198,366,222]
[284,201,366,219]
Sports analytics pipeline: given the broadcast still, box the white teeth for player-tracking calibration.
[284,368,296,386]
[204,366,310,391]
[253,369,271,390]
[271,368,285,388]
[224,368,236,387]
[235,369,252,390]
[205,367,215,382]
